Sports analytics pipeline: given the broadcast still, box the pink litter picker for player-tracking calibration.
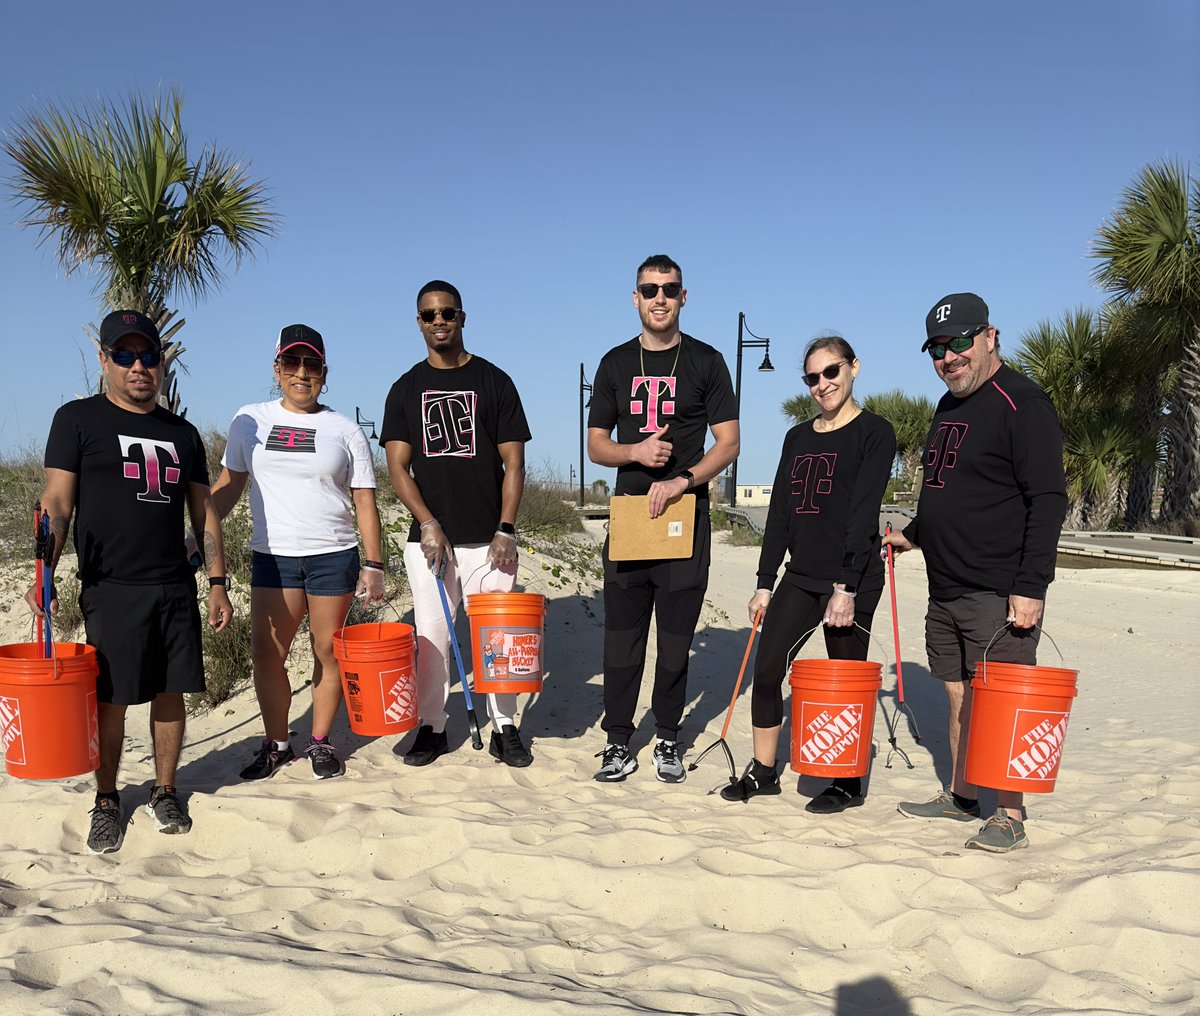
[884,522,922,768]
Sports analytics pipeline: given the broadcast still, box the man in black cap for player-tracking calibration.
[883,293,1067,852]
[27,309,234,854]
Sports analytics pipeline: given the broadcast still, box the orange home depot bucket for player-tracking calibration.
[966,659,1078,793]
[465,593,546,694]
[788,659,881,777]
[0,642,100,780]
[332,622,418,737]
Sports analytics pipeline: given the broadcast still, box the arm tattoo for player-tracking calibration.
[203,532,217,570]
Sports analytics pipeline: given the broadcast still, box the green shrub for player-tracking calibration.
[726,525,764,547]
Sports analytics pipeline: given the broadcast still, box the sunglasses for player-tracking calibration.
[927,327,986,360]
[419,307,461,323]
[637,282,683,300]
[108,348,162,369]
[277,353,325,373]
[802,361,849,387]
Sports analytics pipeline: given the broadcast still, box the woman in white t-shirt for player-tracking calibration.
[210,325,385,781]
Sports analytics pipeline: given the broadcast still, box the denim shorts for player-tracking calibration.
[251,548,360,596]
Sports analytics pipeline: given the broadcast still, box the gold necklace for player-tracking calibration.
[640,336,682,378]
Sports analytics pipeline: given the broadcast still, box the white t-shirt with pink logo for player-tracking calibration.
[222,400,376,556]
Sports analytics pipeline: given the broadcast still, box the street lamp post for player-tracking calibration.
[578,363,593,507]
[354,407,378,442]
[731,312,774,507]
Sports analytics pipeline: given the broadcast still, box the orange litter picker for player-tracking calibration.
[688,609,762,786]
[884,522,921,767]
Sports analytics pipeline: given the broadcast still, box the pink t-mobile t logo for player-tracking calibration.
[924,422,969,488]
[118,435,181,503]
[630,376,677,434]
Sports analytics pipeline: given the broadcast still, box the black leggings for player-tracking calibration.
[750,582,883,728]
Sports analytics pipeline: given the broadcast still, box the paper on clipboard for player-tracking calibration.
[608,494,696,561]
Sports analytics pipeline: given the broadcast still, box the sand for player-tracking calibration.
[0,525,1197,1015]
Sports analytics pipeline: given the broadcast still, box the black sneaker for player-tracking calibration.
[403,724,449,767]
[240,739,296,780]
[489,725,533,768]
[720,761,781,802]
[145,785,192,835]
[304,737,345,780]
[86,798,124,854]
[593,743,638,782]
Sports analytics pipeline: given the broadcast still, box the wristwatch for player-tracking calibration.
[497,522,516,536]
[208,575,231,589]
[679,469,695,489]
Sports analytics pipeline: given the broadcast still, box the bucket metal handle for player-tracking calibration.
[980,622,1064,686]
[787,621,890,676]
[338,590,406,641]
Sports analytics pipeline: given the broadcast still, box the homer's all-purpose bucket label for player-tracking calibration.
[1006,709,1070,782]
[0,695,26,766]
[480,626,543,684]
[379,668,417,726]
[796,699,866,770]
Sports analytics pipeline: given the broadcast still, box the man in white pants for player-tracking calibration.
[381,280,533,767]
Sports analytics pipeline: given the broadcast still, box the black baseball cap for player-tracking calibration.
[923,293,989,350]
[275,324,326,360]
[99,310,162,351]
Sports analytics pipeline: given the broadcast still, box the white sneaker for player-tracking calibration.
[652,739,686,784]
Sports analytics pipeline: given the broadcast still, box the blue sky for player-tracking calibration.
[2,1,1197,489]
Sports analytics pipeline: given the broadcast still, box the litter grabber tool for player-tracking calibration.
[434,570,484,750]
[883,522,922,768]
[688,609,762,786]
[33,503,55,658]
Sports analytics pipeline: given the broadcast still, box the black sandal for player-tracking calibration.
[805,783,865,814]
[719,762,781,802]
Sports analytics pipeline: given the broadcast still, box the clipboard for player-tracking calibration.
[608,494,696,561]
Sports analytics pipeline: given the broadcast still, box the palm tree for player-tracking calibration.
[1092,160,1200,524]
[4,88,277,412]
[1012,308,1153,530]
[782,393,819,426]
[860,389,935,487]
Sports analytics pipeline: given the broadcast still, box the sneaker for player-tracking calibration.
[403,725,449,767]
[720,761,781,802]
[489,725,533,768]
[897,788,981,822]
[86,798,124,855]
[965,813,1029,853]
[805,782,865,815]
[305,737,345,780]
[593,743,638,782]
[652,739,686,784]
[240,739,296,781]
[145,786,193,835]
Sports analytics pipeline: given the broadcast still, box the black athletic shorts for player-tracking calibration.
[79,580,206,705]
[925,590,1041,682]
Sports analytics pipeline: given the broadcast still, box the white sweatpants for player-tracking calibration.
[403,541,519,733]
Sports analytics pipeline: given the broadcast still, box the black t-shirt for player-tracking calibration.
[902,364,1067,599]
[380,356,532,545]
[44,395,210,585]
[587,334,737,497]
[756,411,896,595]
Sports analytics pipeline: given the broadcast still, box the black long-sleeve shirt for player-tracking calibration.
[756,411,896,594]
[902,363,1068,600]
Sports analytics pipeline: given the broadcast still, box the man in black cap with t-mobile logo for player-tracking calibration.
[884,292,1067,852]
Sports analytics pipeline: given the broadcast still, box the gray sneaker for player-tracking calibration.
[965,813,1029,853]
[145,786,193,835]
[86,798,124,855]
[897,788,981,822]
[594,743,638,782]
[652,739,686,784]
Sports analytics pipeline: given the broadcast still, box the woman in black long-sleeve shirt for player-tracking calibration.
[723,336,896,812]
